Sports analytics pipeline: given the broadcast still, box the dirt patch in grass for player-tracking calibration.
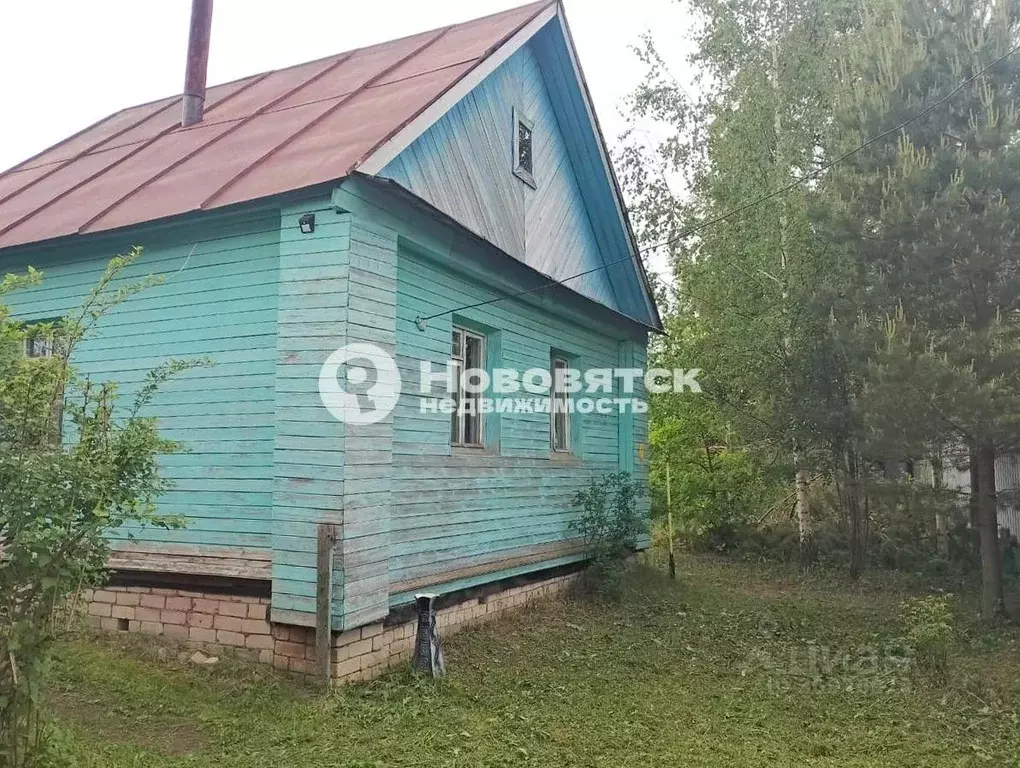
[47,687,207,758]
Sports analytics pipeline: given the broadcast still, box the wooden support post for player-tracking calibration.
[665,462,676,580]
[316,523,338,688]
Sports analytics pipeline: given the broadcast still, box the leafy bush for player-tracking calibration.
[649,399,784,551]
[571,472,647,599]
[901,595,955,686]
[0,252,194,766]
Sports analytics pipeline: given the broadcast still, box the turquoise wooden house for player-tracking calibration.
[0,1,660,652]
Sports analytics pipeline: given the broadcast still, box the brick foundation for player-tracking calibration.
[84,570,576,682]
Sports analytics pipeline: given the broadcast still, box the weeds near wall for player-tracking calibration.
[571,472,647,600]
[0,250,197,766]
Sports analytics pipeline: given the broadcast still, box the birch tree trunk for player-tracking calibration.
[772,42,810,546]
[795,463,811,542]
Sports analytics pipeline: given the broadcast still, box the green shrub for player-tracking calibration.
[901,594,955,686]
[571,472,647,600]
[0,252,195,766]
[648,395,785,553]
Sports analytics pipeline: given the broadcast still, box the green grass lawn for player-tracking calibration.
[47,556,1020,767]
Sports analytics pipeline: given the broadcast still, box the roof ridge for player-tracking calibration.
[3,0,554,169]
[0,100,180,207]
[0,103,163,177]
[13,57,484,177]
[350,0,556,175]
[184,0,554,104]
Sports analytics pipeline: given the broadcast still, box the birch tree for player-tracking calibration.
[619,0,860,549]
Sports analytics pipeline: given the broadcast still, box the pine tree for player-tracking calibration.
[825,0,1020,617]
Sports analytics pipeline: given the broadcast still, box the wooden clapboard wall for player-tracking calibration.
[2,206,281,567]
[388,242,644,603]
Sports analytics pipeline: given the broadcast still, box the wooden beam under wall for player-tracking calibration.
[316,523,339,688]
[107,543,272,580]
[391,539,587,595]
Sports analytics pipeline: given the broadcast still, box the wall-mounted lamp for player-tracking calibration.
[298,213,316,234]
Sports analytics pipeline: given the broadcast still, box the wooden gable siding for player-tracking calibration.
[380,41,622,315]
[388,242,648,602]
[1,209,281,556]
[529,20,655,328]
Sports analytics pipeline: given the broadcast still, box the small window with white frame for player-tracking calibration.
[451,326,485,447]
[20,322,65,443]
[23,322,62,359]
[24,334,55,359]
[512,107,536,188]
[551,356,570,452]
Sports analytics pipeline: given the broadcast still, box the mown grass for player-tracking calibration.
[47,556,1020,767]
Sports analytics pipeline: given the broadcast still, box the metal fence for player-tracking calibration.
[936,452,1020,536]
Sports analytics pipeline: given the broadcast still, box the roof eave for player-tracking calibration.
[345,172,660,336]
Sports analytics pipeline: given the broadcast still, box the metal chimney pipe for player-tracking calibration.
[181,0,214,127]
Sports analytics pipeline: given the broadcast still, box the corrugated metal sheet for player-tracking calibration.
[0,1,552,250]
[997,453,1020,535]
[937,450,1020,536]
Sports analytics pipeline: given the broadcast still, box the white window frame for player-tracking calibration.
[551,356,570,452]
[512,107,536,189]
[451,326,485,448]
[23,335,55,359]
[21,323,65,443]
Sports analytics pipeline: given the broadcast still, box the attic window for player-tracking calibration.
[512,108,536,188]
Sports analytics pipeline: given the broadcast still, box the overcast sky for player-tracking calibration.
[0,0,692,274]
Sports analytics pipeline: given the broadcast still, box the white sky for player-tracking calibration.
[0,0,692,275]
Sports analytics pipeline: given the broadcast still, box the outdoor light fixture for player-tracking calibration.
[298,213,316,234]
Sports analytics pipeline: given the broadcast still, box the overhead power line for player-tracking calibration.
[414,41,1020,329]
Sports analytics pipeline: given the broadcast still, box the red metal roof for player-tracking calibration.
[0,1,552,250]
